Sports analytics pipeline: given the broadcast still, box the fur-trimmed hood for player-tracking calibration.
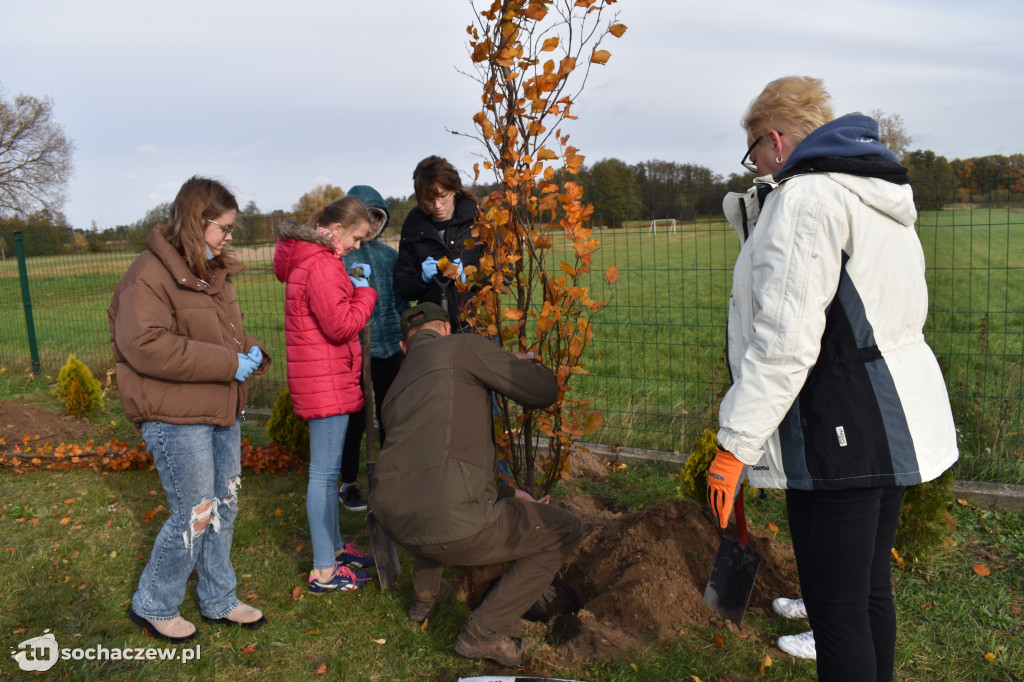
[274,219,334,247]
[272,219,335,284]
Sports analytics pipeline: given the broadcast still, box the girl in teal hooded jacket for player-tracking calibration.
[339,185,409,511]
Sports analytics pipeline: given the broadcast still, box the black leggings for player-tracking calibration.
[786,486,904,682]
[340,353,404,484]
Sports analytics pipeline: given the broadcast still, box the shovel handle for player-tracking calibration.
[735,487,749,546]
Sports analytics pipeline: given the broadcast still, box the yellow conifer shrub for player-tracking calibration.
[55,354,104,418]
[677,428,719,503]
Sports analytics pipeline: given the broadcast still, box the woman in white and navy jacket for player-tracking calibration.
[708,76,957,682]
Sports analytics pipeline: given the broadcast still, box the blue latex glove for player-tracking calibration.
[247,346,263,367]
[350,275,370,288]
[235,353,258,382]
[349,262,371,278]
[420,256,438,282]
[452,258,466,284]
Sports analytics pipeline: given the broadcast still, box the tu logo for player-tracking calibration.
[11,629,59,672]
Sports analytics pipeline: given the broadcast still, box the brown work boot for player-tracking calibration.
[454,618,535,667]
[408,579,452,622]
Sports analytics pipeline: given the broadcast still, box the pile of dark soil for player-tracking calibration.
[0,400,94,447]
[455,447,801,672]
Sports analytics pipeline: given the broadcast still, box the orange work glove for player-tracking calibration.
[707,445,746,529]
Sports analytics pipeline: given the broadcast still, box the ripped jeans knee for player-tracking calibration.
[182,476,241,554]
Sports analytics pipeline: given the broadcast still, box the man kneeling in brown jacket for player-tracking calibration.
[369,302,582,667]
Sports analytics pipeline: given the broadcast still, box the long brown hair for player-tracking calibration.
[306,196,373,234]
[165,176,239,280]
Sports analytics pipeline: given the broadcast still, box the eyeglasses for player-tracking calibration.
[206,219,235,235]
[741,137,763,173]
[427,190,455,206]
[741,131,784,173]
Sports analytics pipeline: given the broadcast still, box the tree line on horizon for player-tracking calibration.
[1,147,1021,259]
[1,84,1022,256]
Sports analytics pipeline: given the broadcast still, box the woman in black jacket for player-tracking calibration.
[393,156,481,330]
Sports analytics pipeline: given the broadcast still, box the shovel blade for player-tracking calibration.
[703,536,762,625]
[366,510,401,589]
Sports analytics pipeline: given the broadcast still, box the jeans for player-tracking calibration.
[787,486,904,682]
[307,414,350,570]
[131,420,242,621]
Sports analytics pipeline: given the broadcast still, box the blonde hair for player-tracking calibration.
[307,196,373,233]
[166,176,238,280]
[742,76,835,146]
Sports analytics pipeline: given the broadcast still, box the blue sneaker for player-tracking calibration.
[335,542,376,570]
[308,565,371,594]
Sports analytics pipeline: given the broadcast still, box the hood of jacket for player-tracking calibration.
[272,220,334,283]
[784,113,900,169]
[774,113,916,228]
[347,185,390,240]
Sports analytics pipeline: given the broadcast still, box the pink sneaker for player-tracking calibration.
[308,564,371,594]
[335,542,376,570]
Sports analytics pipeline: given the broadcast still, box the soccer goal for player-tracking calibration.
[647,218,677,234]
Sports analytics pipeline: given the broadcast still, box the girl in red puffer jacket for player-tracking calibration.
[273,197,378,593]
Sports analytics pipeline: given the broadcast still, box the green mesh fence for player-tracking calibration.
[1,182,1021,484]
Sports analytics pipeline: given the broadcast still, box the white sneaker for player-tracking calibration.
[778,630,816,660]
[772,597,807,619]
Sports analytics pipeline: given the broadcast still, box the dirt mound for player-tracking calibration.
[0,400,94,446]
[459,447,800,669]
[538,498,799,665]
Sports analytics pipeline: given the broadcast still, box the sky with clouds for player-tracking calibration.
[3,0,1022,230]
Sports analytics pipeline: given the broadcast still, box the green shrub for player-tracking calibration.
[265,388,309,453]
[895,468,956,562]
[677,428,718,502]
[55,354,104,418]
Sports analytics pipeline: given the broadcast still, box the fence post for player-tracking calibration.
[13,231,42,374]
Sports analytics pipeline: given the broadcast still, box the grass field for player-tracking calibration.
[0,369,1021,680]
[1,207,1022,484]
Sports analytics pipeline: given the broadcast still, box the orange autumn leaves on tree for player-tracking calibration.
[459,0,625,496]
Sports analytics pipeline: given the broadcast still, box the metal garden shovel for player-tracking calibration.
[703,486,762,625]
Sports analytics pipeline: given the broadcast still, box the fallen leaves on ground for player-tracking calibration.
[141,506,164,523]
[972,563,991,577]
[0,438,305,475]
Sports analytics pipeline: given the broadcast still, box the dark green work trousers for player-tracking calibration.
[408,497,582,636]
